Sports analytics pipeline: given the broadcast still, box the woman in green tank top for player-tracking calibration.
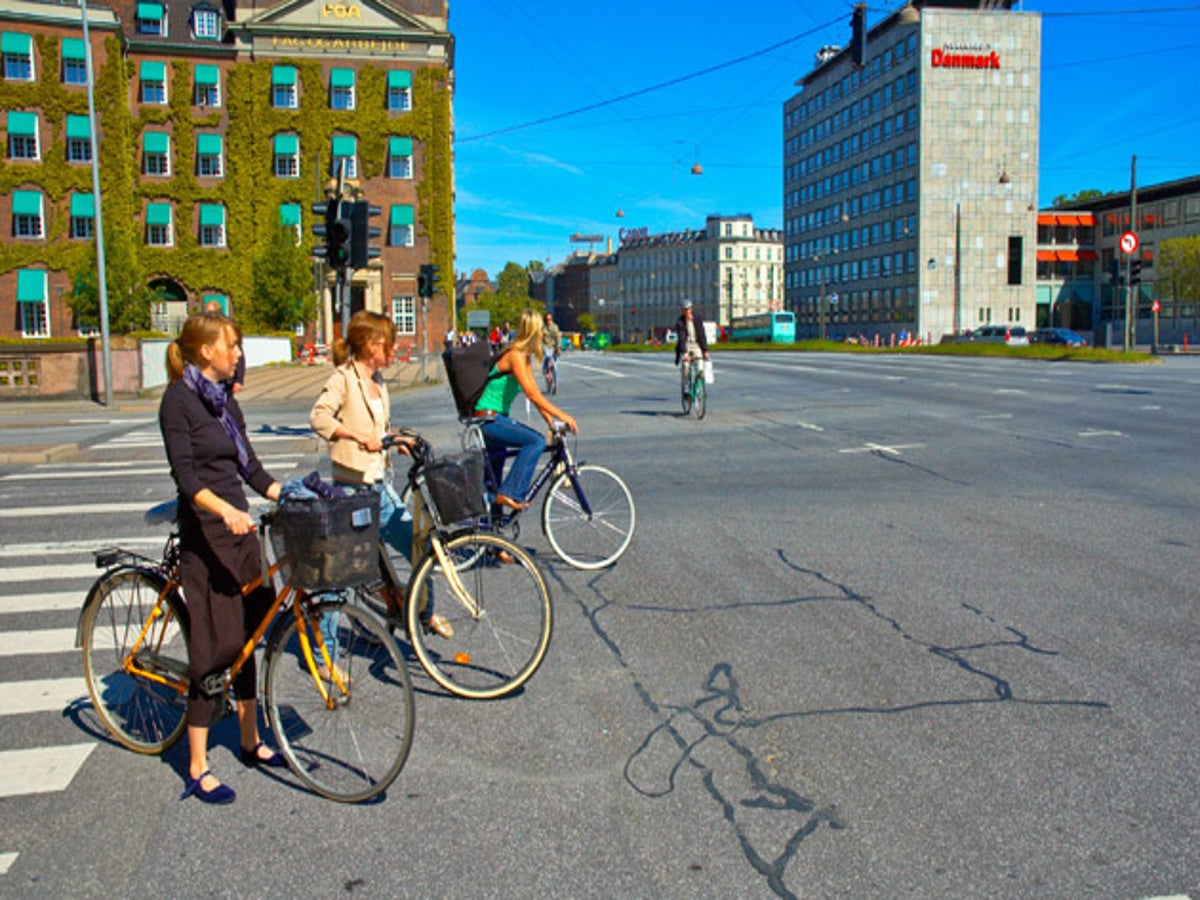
[475,309,577,510]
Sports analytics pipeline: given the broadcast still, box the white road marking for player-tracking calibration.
[1078,429,1124,438]
[0,744,95,798]
[0,538,161,558]
[994,388,1025,395]
[0,851,18,874]
[0,564,98,583]
[978,413,1013,419]
[796,421,825,432]
[1141,405,1162,410]
[2,467,167,480]
[839,442,925,455]
[0,628,76,657]
[561,360,629,378]
[0,503,156,519]
[0,592,87,614]
[0,677,88,716]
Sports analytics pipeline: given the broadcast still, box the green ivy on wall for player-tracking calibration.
[2,32,454,332]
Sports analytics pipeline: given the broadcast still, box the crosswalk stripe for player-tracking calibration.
[0,503,152,519]
[0,538,160,558]
[0,564,98,583]
[2,467,168,480]
[0,592,85,614]
[0,744,95,798]
[0,628,77,657]
[0,678,87,716]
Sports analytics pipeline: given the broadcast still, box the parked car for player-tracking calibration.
[972,325,1030,346]
[1030,327,1087,348]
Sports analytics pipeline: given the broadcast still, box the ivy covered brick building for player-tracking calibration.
[0,0,453,350]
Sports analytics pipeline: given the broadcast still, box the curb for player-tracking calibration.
[0,443,79,465]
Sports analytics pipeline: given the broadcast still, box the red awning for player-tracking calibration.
[1075,213,1096,226]
[1036,249,1057,262]
[1078,249,1098,260]
[1037,214,1057,226]
[1056,249,1079,262]
[1057,214,1079,226]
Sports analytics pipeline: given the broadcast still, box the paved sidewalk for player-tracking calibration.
[0,356,439,464]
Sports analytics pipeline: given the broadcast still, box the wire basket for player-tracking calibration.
[416,451,488,530]
[272,490,381,591]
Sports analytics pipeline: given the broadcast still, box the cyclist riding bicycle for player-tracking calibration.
[541,311,562,384]
[476,309,577,512]
[673,299,710,397]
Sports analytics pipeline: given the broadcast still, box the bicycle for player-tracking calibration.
[77,502,415,804]
[680,356,706,420]
[451,419,636,570]
[342,431,554,701]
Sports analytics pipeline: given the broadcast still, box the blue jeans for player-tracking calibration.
[323,480,415,654]
[480,414,545,503]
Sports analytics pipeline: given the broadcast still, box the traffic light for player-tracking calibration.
[851,3,868,69]
[311,198,352,269]
[349,200,382,269]
[1130,258,1142,285]
[418,263,440,298]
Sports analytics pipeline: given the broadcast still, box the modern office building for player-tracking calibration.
[1,0,453,350]
[1047,175,1200,346]
[784,0,1040,342]
[617,213,783,340]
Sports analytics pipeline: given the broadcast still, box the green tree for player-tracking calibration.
[1158,236,1200,304]
[1051,189,1105,207]
[65,241,154,335]
[459,261,542,332]
[576,312,595,333]
[249,224,315,331]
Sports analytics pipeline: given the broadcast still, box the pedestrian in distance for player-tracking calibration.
[673,299,710,397]
[309,311,453,639]
[475,308,577,512]
[159,310,285,805]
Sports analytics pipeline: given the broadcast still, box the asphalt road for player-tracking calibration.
[1,350,1197,899]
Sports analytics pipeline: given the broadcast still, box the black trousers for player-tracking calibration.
[180,529,274,728]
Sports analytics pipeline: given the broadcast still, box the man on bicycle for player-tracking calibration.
[542,311,562,384]
[673,299,709,397]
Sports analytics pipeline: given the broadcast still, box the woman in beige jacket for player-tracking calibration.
[310,311,452,638]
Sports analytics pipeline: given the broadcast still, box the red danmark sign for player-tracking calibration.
[931,49,1001,69]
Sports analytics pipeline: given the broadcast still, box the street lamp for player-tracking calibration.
[813,245,839,341]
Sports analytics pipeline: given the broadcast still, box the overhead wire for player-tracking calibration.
[455,15,843,145]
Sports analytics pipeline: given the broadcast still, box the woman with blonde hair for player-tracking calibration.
[309,311,453,638]
[159,310,284,804]
[475,308,578,510]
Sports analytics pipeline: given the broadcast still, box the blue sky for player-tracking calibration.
[450,2,1200,280]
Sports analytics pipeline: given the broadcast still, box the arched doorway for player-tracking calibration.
[148,277,188,334]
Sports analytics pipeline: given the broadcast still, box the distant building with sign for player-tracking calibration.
[615,213,783,340]
[784,0,1040,342]
[0,0,452,354]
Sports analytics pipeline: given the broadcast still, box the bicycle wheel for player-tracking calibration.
[406,533,551,700]
[80,568,190,754]
[694,375,707,420]
[680,370,692,415]
[264,599,414,803]
[542,464,636,569]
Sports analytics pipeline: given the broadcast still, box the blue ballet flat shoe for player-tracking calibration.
[240,741,287,769]
[180,770,236,805]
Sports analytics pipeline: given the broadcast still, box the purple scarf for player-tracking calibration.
[182,363,250,478]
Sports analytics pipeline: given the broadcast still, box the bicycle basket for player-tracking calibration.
[417,451,487,529]
[273,490,380,591]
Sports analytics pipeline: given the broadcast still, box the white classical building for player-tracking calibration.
[616,213,783,339]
